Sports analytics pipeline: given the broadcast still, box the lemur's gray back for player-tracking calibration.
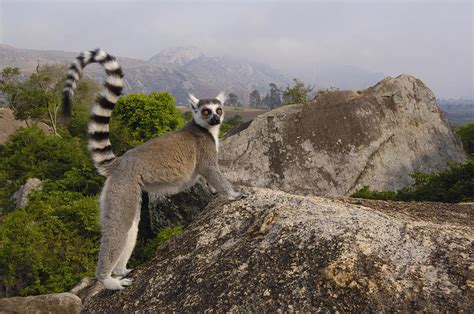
[62,49,124,176]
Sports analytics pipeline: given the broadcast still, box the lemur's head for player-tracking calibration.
[189,92,226,129]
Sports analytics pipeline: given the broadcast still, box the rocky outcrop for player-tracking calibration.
[11,178,42,209]
[219,75,466,196]
[147,181,214,233]
[0,108,50,144]
[69,277,103,309]
[85,187,473,312]
[0,292,82,313]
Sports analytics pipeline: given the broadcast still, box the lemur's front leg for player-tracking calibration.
[202,165,241,200]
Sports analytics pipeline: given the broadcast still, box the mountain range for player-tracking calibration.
[0,44,387,104]
[0,44,289,104]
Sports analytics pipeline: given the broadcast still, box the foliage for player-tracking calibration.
[181,110,193,121]
[114,92,185,144]
[128,226,184,268]
[352,158,474,203]
[0,190,100,297]
[64,78,101,139]
[220,115,243,137]
[1,65,101,137]
[1,65,68,135]
[282,78,314,105]
[0,126,103,209]
[455,123,474,156]
[264,83,282,109]
[0,67,21,107]
[353,124,474,203]
[225,93,241,107]
[249,90,261,108]
[351,186,398,201]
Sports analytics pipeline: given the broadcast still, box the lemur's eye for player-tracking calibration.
[216,108,222,115]
[202,109,210,117]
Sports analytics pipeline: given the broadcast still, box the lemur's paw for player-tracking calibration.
[227,191,243,201]
[101,277,126,290]
[112,268,132,277]
[119,278,133,286]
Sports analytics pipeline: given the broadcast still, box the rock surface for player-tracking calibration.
[0,292,82,313]
[84,187,473,312]
[219,75,466,196]
[11,178,43,209]
[147,181,214,233]
[0,108,50,144]
[69,277,103,309]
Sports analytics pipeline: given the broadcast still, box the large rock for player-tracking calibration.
[147,181,214,233]
[84,187,473,312]
[11,178,42,209]
[219,75,466,196]
[0,292,82,313]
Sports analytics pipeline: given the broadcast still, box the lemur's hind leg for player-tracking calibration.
[96,176,142,290]
[112,209,140,278]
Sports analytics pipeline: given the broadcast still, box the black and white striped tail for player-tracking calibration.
[62,49,124,176]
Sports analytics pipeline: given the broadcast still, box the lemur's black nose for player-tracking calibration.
[210,115,220,125]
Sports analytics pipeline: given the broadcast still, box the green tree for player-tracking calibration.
[249,90,261,108]
[268,83,282,109]
[114,92,185,143]
[15,64,69,135]
[282,78,314,105]
[225,93,241,107]
[1,65,100,137]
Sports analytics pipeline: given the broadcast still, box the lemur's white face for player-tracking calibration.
[189,92,226,129]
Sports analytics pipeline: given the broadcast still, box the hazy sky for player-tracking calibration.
[0,0,472,98]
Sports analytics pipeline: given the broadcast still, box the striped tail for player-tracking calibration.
[62,49,124,176]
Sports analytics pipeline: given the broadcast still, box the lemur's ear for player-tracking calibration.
[215,91,226,105]
[189,94,199,110]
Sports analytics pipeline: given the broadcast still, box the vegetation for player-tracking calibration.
[282,78,314,105]
[249,90,261,108]
[114,92,185,144]
[220,115,243,137]
[352,123,474,203]
[0,67,188,297]
[0,65,100,137]
[129,226,184,267]
[455,123,474,155]
[0,191,100,297]
[0,127,103,209]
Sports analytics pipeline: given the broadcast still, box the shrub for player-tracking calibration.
[0,127,103,209]
[455,123,474,156]
[0,191,100,297]
[129,226,184,267]
[352,159,474,203]
[220,115,243,137]
[114,92,185,143]
[351,186,398,201]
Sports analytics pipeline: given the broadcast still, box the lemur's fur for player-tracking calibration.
[62,49,240,290]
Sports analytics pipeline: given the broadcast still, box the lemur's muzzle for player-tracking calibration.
[209,115,221,125]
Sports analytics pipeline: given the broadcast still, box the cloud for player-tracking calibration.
[1,0,472,98]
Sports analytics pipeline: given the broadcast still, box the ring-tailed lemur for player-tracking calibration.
[62,49,241,290]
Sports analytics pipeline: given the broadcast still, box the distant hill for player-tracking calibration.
[438,99,474,125]
[0,45,289,104]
